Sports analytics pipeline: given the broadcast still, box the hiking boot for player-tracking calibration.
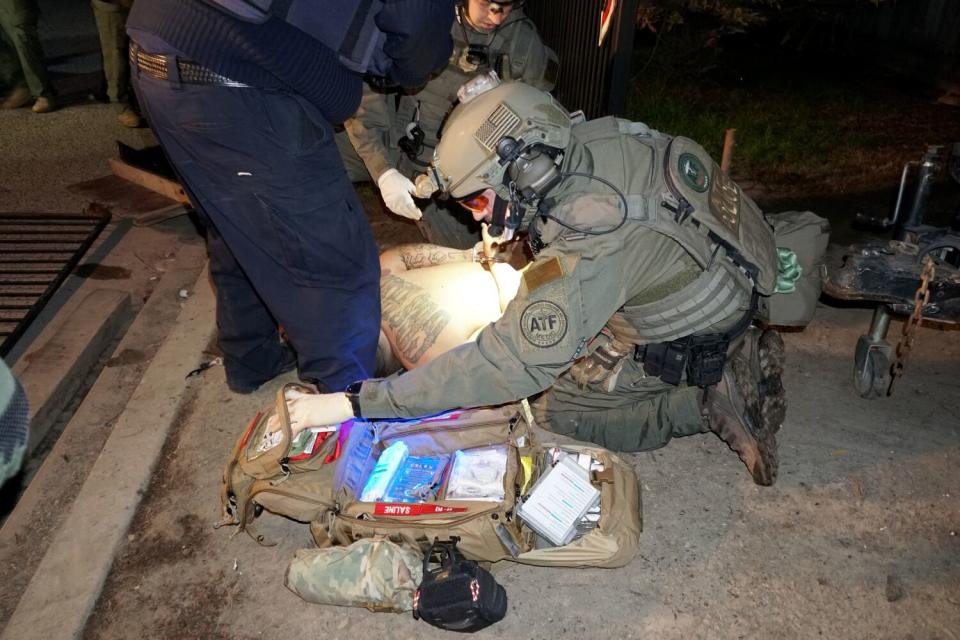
[703,327,786,486]
[31,96,56,114]
[117,108,142,128]
[1,86,31,109]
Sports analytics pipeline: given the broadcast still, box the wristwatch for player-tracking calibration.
[344,381,363,418]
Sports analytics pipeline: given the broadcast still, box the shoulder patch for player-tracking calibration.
[520,301,568,348]
[678,152,710,193]
[522,256,565,293]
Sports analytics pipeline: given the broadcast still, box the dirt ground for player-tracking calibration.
[78,194,960,640]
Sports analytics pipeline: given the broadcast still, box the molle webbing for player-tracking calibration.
[621,264,748,343]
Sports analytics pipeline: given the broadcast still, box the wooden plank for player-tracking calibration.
[109,159,191,206]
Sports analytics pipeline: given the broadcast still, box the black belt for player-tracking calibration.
[129,43,249,88]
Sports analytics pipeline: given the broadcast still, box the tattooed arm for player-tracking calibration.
[379,243,473,277]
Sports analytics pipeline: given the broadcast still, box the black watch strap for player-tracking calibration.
[344,381,363,418]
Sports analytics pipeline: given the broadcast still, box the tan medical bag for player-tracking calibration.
[220,384,642,568]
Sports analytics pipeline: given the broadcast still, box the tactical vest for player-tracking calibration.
[399,11,557,159]
[570,117,778,343]
[199,0,388,75]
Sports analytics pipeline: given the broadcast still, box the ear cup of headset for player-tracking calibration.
[507,149,562,200]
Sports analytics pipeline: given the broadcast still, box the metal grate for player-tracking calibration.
[0,213,110,357]
[525,0,638,119]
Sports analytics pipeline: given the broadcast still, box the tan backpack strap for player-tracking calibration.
[591,468,615,484]
[217,410,263,527]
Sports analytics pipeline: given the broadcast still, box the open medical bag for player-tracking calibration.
[219,383,642,569]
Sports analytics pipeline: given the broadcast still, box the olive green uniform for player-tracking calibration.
[91,0,134,110]
[357,117,778,452]
[0,0,52,99]
[337,7,558,248]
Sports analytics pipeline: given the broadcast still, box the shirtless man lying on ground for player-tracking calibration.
[268,192,527,434]
[376,222,528,374]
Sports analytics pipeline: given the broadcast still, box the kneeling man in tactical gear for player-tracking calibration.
[284,78,788,486]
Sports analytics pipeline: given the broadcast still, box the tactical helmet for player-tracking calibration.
[432,81,571,199]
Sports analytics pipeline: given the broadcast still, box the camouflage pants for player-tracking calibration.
[532,357,708,452]
[0,0,52,97]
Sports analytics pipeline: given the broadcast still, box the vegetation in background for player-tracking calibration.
[620,0,960,198]
[626,70,878,177]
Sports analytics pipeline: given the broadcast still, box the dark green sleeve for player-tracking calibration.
[359,214,629,418]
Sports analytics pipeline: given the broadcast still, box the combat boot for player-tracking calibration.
[703,327,786,486]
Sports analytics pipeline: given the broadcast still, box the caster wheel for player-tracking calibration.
[854,336,892,399]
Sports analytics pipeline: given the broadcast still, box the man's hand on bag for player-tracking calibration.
[378,168,423,220]
[268,388,353,436]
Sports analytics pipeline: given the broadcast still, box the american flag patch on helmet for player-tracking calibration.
[474,104,521,152]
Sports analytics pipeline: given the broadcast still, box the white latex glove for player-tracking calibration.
[378,168,423,221]
[267,388,354,436]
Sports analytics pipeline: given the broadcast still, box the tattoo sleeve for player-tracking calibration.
[398,244,472,271]
[380,275,452,364]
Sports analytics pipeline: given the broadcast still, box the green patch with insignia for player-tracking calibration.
[678,152,710,193]
[520,300,568,348]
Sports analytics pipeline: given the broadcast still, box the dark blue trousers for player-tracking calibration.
[132,72,380,391]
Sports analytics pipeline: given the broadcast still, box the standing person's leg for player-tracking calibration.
[0,0,53,111]
[0,27,29,107]
[90,0,139,126]
[133,73,380,392]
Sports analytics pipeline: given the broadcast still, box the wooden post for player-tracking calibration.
[721,128,737,173]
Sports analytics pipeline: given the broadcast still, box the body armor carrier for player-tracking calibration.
[567,117,778,387]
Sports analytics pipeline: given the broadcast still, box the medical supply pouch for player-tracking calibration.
[221,388,641,567]
[218,383,342,542]
[285,537,423,612]
[412,538,507,632]
[759,211,830,326]
[317,408,642,568]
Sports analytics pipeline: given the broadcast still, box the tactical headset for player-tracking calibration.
[489,135,630,248]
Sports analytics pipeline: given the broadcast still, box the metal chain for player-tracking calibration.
[888,255,936,393]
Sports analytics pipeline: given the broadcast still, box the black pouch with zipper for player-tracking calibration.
[413,538,507,633]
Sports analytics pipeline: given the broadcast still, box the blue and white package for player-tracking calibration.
[383,455,448,503]
[360,440,409,502]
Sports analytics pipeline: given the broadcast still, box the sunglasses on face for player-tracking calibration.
[459,191,491,213]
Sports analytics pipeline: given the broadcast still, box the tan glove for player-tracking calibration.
[378,169,423,220]
[413,172,439,198]
[568,337,633,392]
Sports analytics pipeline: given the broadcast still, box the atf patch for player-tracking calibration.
[522,256,565,293]
[678,152,710,193]
[521,300,568,348]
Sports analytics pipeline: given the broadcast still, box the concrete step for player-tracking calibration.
[0,265,215,640]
